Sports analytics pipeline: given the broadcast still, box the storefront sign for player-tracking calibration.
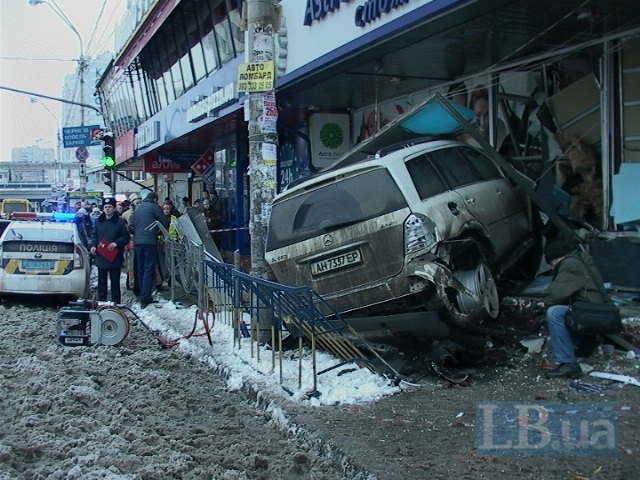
[202,164,217,184]
[304,0,411,27]
[186,83,237,122]
[191,150,214,176]
[237,61,275,92]
[135,121,161,149]
[143,152,190,173]
[355,0,411,27]
[309,113,351,168]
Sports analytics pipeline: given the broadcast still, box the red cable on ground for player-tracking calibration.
[160,307,214,347]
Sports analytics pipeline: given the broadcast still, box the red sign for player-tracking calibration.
[191,149,214,176]
[115,129,135,164]
[143,152,190,173]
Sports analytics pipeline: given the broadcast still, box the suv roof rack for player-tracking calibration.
[374,135,451,158]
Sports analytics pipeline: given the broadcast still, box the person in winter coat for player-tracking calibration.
[157,202,179,288]
[89,198,130,304]
[123,193,141,292]
[543,234,608,379]
[74,207,93,248]
[130,191,169,308]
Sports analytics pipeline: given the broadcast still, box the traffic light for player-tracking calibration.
[103,171,114,189]
[102,133,115,170]
[101,133,116,193]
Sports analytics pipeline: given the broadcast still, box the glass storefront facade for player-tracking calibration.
[101,0,244,138]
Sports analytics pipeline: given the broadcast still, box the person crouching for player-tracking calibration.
[543,235,608,379]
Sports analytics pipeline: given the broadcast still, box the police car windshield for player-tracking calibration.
[5,226,74,243]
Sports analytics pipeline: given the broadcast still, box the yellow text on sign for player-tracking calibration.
[237,61,275,92]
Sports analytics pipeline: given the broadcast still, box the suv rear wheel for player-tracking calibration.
[454,263,500,318]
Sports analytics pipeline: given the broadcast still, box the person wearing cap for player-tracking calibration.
[122,193,141,224]
[89,198,130,304]
[130,191,169,308]
[543,234,607,379]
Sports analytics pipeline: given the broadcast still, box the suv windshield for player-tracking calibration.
[267,168,407,250]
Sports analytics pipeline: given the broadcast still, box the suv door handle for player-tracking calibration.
[448,201,460,216]
[464,196,475,205]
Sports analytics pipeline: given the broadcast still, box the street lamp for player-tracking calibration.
[30,98,61,184]
[28,0,86,127]
[29,0,87,193]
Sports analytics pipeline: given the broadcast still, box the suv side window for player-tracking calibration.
[426,146,500,188]
[406,154,448,199]
[426,147,480,188]
[459,147,502,181]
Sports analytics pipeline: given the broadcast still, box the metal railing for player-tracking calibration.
[162,233,401,395]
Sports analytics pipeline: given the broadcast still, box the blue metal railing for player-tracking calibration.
[201,258,400,390]
[162,234,401,395]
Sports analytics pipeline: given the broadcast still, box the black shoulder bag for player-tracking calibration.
[565,257,622,335]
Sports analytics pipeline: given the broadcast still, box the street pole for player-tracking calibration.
[247,0,278,280]
[1,86,104,119]
[29,0,86,194]
[30,98,61,184]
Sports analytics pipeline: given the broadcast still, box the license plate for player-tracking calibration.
[63,337,85,344]
[22,260,55,270]
[310,249,363,276]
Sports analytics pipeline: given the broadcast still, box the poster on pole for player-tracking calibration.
[237,61,274,92]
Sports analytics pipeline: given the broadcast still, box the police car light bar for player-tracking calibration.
[9,212,77,222]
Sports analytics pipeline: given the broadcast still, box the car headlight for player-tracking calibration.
[405,213,439,254]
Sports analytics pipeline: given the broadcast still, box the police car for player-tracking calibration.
[0,212,90,299]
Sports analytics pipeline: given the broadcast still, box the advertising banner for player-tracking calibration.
[62,125,102,148]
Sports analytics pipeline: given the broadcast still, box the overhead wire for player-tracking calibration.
[87,0,124,57]
[85,0,107,55]
[0,56,75,63]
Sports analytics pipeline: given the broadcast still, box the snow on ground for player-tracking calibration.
[130,298,401,407]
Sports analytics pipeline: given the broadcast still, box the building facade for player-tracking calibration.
[96,0,640,261]
[97,0,247,258]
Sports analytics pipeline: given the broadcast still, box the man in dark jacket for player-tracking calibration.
[130,191,169,308]
[89,198,130,304]
[543,235,607,378]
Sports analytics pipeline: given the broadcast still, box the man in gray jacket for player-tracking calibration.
[130,191,169,308]
[543,235,607,379]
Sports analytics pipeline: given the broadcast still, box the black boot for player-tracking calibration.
[545,362,582,379]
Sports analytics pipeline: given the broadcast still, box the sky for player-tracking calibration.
[0,0,125,161]
[135,299,402,406]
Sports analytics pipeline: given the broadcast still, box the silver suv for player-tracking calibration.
[266,96,540,334]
